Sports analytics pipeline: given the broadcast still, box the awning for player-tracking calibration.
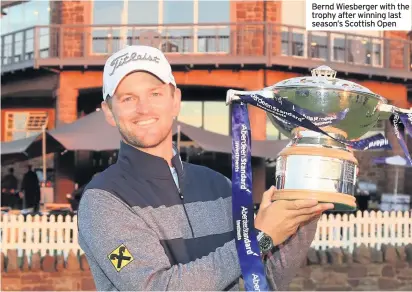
[48,110,122,151]
[1,133,64,165]
[1,110,289,162]
[1,135,40,155]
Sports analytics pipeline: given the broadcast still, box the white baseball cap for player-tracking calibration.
[102,45,176,100]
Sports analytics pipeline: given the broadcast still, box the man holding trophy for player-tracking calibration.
[77,45,411,291]
[77,45,334,291]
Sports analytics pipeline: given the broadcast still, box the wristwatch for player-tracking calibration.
[256,229,274,255]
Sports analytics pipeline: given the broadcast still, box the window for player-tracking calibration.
[91,0,125,53]
[281,31,305,57]
[177,101,229,135]
[279,28,384,68]
[90,0,230,54]
[163,1,194,24]
[198,0,230,23]
[1,1,50,63]
[128,1,159,25]
[0,1,50,35]
[92,1,124,25]
[5,111,48,141]
[310,34,328,60]
[332,35,383,66]
[198,0,230,53]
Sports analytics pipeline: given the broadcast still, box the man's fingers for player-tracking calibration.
[292,202,335,215]
[284,199,319,210]
[260,185,276,209]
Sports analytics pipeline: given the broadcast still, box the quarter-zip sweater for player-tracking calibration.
[78,141,318,291]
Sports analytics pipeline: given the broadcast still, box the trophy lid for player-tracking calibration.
[267,65,386,102]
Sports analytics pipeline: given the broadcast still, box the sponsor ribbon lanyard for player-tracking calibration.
[236,93,392,151]
[235,93,411,164]
[232,102,270,292]
[393,111,412,166]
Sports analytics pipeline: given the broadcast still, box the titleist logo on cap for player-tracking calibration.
[109,52,160,76]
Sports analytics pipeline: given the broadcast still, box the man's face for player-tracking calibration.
[102,72,181,148]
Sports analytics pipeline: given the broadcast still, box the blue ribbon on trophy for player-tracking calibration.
[234,92,392,151]
[399,112,412,137]
[232,102,270,291]
[228,66,412,291]
[392,110,412,166]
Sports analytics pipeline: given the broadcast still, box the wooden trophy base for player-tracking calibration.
[272,190,357,212]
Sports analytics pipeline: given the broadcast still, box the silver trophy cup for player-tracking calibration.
[227,65,402,211]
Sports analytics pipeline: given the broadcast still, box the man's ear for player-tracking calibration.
[172,87,181,118]
[101,101,117,127]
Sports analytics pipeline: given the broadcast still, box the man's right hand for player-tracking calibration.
[254,186,334,246]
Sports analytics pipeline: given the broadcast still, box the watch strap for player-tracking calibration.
[256,229,273,254]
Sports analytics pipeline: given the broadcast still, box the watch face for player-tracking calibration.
[259,236,272,252]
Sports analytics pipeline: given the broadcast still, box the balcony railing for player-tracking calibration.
[1,23,411,79]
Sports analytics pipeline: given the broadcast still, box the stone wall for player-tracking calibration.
[2,244,412,291]
[290,244,412,291]
[1,250,95,291]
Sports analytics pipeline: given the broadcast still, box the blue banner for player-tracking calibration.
[231,102,270,292]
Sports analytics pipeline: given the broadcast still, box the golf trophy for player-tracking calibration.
[227,65,412,212]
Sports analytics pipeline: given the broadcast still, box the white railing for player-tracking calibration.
[312,210,412,252]
[0,214,81,258]
[1,211,411,256]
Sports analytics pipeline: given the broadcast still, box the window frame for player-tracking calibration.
[89,0,230,55]
[330,34,384,68]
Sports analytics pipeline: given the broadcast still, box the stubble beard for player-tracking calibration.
[118,124,171,149]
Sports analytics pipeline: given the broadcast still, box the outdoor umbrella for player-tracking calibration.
[1,132,63,165]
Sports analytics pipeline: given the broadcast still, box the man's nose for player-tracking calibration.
[135,96,152,114]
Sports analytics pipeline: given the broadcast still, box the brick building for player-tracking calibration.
[1,0,412,204]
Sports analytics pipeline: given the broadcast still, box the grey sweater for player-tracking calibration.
[77,142,317,291]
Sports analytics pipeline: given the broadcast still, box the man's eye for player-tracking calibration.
[123,96,132,102]
[151,92,161,97]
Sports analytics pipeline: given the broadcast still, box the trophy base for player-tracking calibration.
[274,128,359,212]
[272,190,357,212]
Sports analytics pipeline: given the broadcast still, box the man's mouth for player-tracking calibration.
[134,118,158,126]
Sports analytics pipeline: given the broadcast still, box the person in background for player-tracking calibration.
[20,165,41,212]
[1,168,18,208]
